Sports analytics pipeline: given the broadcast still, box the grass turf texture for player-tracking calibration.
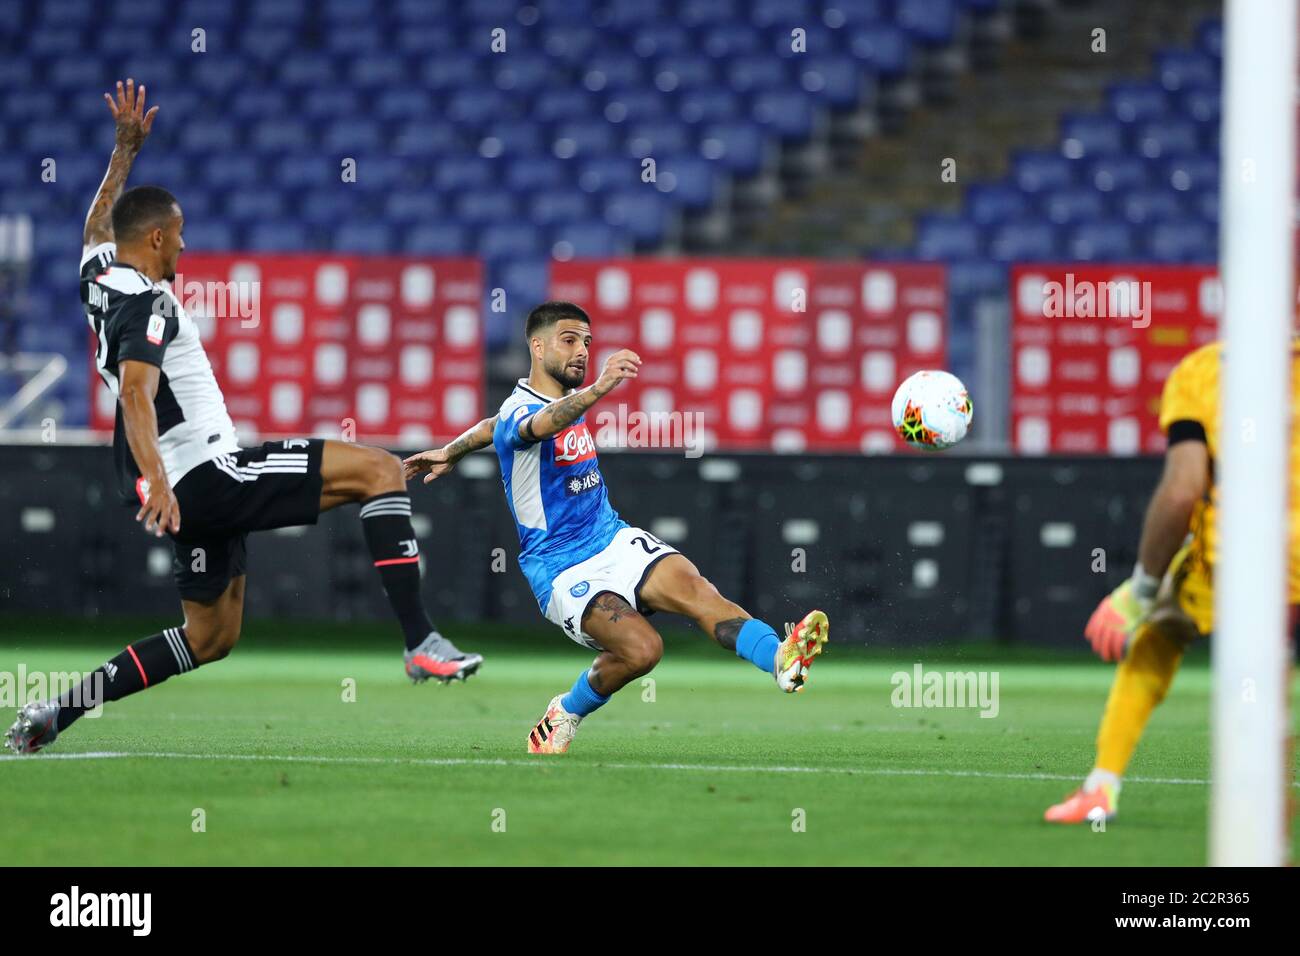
[1,617,1296,865]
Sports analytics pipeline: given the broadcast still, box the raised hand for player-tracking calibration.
[104,78,157,153]
[594,348,641,397]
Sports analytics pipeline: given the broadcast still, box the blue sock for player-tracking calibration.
[560,669,610,717]
[735,619,780,674]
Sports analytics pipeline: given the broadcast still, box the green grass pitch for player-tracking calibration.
[1,617,1296,865]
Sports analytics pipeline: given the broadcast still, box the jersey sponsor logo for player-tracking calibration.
[564,470,602,497]
[569,580,590,597]
[553,423,597,465]
[146,313,166,345]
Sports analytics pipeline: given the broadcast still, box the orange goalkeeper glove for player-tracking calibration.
[1084,567,1159,662]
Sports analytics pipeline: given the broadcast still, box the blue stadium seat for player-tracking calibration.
[1106,82,1170,125]
[964,183,1032,227]
[915,215,982,261]
[604,190,674,246]
[625,121,693,157]
[800,56,869,110]
[226,190,287,222]
[679,89,743,125]
[276,155,339,190]
[655,156,720,209]
[551,221,631,259]
[380,192,442,225]
[433,155,494,192]
[1067,220,1135,261]
[478,224,544,261]
[351,55,409,90]
[403,223,469,255]
[895,0,958,48]
[179,221,236,252]
[453,190,519,226]
[1011,151,1075,194]
[1087,156,1149,193]
[631,24,693,58]
[653,55,718,93]
[492,53,556,96]
[1180,88,1221,125]
[554,120,619,157]
[1041,187,1108,226]
[988,220,1060,263]
[752,91,818,141]
[250,118,313,153]
[506,157,570,192]
[1135,118,1201,159]
[1164,154,1219,192]
[392,121,464,157]
[298,192,359,227]
[1147,218,1216,263]
[1119,187,1186,225]
[605,90,673,123]
[700,123,767,176]
[847,26,912,80]
[1156,50,1218,92]
[534,90,598,125]
[701,23,764,57]
[728,55,792,94]
[1059,114,1126,159]
[246,223,311,252]
[333,222,395,254]
[530,192,593,228]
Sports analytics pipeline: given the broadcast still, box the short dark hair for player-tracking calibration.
[111,185,180,242]
[526,301,590,339]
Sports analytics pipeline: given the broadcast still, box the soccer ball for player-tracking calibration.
[891,370,973,451]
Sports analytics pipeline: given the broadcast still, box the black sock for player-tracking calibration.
[55,627,197,732]
[359,492,434,651]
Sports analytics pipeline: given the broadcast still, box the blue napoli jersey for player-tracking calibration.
[493,380,627,611]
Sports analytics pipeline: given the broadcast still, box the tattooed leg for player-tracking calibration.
[581,592,664,696]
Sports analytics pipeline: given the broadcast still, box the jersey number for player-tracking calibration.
[630,533,666,555]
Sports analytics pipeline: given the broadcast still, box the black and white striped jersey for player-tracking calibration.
[80,241,240,502]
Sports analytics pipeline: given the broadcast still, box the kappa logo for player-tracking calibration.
[553,423,597,465]
[569,580,590,598]
[563,616,576,635]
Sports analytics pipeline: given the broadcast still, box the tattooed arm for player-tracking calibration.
[84,78,158,247]
[518,348,641,443]
[402,416,499,484]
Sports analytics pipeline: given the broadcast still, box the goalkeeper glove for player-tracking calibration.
[1084,565,1160,662]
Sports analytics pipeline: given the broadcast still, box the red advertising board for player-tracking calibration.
[548,260,947,453]
[1010,265,1220,455]
[90,255,483,445]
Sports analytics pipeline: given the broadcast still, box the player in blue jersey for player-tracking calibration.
[404,301,828,753]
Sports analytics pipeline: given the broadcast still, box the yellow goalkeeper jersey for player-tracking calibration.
[1157,340,1300,603]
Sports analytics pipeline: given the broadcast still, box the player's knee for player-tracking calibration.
[622,632,663,676]
[186,623,241,664]
[365,447,405,495]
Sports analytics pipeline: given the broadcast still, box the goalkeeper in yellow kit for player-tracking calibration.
[1045,340,1297,823]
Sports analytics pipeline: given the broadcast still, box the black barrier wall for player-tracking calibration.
[0,444,1161,646]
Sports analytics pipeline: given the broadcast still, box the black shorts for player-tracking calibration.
[167,439,326,601]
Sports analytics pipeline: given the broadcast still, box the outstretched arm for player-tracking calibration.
[517,348,640,443]
[403,415,499,484]
[84,78,158,248]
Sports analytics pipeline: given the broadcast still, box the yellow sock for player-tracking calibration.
[1094,618,1188,776]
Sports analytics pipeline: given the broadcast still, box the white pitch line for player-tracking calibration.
[2,749,1295,787]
